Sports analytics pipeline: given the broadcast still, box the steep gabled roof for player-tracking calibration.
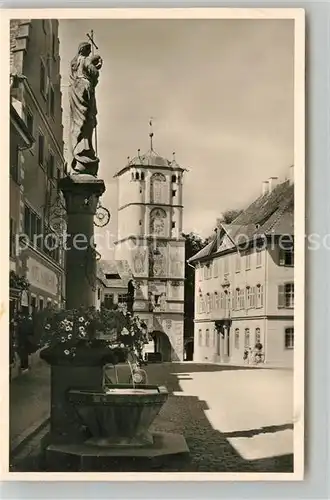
[187,239,215,262]
[188,179,294,264]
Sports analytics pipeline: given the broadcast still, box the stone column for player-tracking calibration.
[60,174,106,309]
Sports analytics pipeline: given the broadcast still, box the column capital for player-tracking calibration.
[59,174,106,215]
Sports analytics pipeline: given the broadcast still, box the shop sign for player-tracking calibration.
[26,257,58,296]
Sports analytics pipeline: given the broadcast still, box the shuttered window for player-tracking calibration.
[278,283,294,308]
[256,284,264,308]
[205,329,210,347]
[244,328,250,347]
[235,328,240,349]
[198,329,202,346]
[285,327,294,349]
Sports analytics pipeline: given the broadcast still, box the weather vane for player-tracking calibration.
[149,117,155,150]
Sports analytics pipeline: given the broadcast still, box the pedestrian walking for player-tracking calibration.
[17,311,34,372]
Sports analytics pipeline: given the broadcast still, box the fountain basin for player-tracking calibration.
[68,384,168,447]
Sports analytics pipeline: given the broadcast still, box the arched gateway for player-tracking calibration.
[114,127,186,362]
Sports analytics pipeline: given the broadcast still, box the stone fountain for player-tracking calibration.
[41,38,189,471]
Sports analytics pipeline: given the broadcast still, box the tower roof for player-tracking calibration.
[113,120,187,178]
[128,148,171,168]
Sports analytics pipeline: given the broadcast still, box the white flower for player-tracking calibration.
[120,343,125,348]
[78,317,85,323]
[79,326,85,333]
[68,334,72,340]
[61,337,66,343]
[121,327,129,336]
[65,326,72,332]
[45,324,51,330]
[64,349,70,355]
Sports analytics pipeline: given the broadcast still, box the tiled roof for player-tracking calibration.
[189,179,294,263]
[128,149,171,168]
[97,259,133,288]
[187,239,215,262]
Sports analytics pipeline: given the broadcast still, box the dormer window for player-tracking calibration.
[105,273,120,280]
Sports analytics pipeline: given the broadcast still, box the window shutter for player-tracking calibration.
[278,284,285,308]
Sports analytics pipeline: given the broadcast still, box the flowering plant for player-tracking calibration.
[36,304,148,362]
[9,270,30,291]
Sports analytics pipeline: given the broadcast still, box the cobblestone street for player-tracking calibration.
[147,363,294,472]
[10,362,294,473]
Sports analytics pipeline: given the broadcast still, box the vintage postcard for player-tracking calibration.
[0,7,305,481]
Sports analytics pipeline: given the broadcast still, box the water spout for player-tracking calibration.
[128,359,135,389]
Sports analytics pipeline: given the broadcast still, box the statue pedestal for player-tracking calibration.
[59,174,105,309]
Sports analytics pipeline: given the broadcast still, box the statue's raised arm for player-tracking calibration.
[68,42,103,177]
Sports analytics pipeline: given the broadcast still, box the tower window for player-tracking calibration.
[48,152,55,178]
[49,86,55,117]
[141,172,145,181]
[171,175,177,183]
[52,33,56,59]
[38,133,45,166]
[136,172,140,180]
[172,190,177,197]
[172,221,176,229]
[40,59,46,97]
[139,220,142,226]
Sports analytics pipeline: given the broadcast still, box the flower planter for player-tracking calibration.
[40,341,128,367]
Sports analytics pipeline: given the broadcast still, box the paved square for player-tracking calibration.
[10,362,294,473]
[146,363,294,472]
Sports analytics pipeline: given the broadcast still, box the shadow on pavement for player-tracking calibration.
[10,362,294,473]
[222,423,294,439]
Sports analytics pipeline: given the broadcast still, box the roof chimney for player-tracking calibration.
[262,181,269,196]
[268,176,279,193]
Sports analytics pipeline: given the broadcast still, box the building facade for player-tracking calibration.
[10,19,66,313]
[114,139,186,361]
[10,99,34,318]
[95,260,133,310]
[189,171,294,367]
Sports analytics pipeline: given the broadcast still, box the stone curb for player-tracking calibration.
[11,415,50,457]
[182,361,293,370]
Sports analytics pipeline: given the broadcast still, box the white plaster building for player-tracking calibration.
[95,259,133,310]
[114,134,186,361]
[189,169,294,367]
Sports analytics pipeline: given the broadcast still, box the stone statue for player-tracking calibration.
[69,42,103,176]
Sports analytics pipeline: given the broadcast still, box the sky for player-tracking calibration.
[59,19,294,258]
